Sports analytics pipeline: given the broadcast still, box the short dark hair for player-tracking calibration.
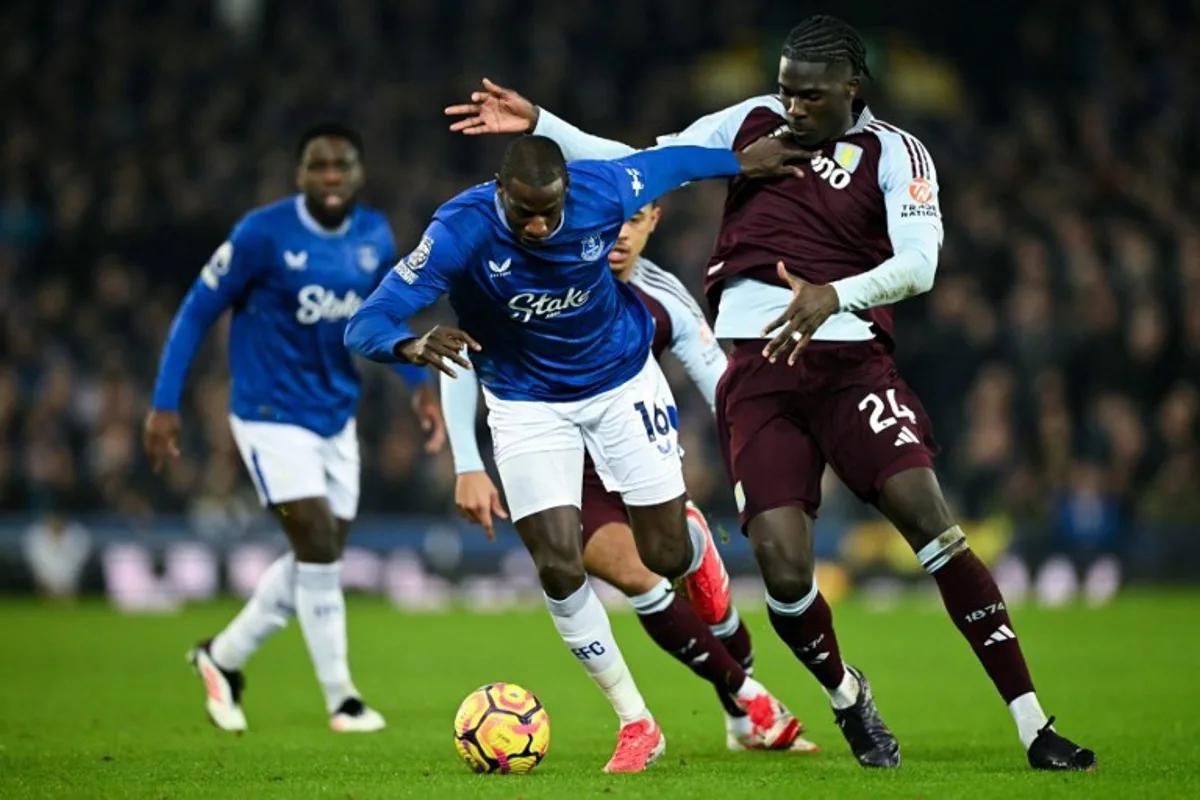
[498,135,567,189]
[296,122,365,161]
[782,15,872,80]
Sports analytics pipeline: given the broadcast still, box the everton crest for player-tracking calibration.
[357,244,380,272]
[581,233,604,262]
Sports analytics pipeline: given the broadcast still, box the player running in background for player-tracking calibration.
[444,15,1095,772]
[144,124,445,734]
[442,199,817,753]
[345,135,809,771]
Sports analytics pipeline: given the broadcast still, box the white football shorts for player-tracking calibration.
[483,356,686,522]
[229,415,361,521]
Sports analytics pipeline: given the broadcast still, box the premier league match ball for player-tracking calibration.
[453,683,550,774]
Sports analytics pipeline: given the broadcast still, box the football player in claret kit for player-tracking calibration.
[145,124,444,734]
[444,14,1095,772]
[442,198,818,754]
[345,133,810,771]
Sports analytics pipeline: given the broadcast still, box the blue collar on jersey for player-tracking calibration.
[492,190,567,242]
[295,195,352,238]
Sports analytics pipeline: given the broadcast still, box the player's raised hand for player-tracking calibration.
[455,471,509,541]
[736,134,816,179]
[397,325,481,378]
[445,78,538,135]
[760,262,841,365]
[444,77,537,135]
[411,384,447,454]
[143,409,182,474]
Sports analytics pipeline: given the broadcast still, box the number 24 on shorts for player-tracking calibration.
[859,389,917,434]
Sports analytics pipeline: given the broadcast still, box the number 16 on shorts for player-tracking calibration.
[633,400,680,455]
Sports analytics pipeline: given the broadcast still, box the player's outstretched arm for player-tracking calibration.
[447,80,785,164]
[440,366,508,540]
[445,79,636,161]
[145,227,267,473]
[604,137,814,220]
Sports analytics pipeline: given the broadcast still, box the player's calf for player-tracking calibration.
[627,578,747,704]
[520,506,656,746]
[749,506,899,764]
[208,552,296,673]
[879,468,1095,767]
[275,498,376,720]
[584,520,808,752]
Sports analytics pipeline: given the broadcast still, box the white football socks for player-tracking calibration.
[546,582,649,726]
[733,675,770,703]
[827,669,861,711]
[1010,691,1051,749]
[295,561,357,713]
[211,553,296,671]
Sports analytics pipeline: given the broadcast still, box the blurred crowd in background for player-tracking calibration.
[2,0,1199,574]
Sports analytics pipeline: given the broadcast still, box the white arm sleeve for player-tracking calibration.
[532,109,637,160]
[831,130,944,311]
[532,96,784,161]
[667,305,727,412]
[632,260,727,412]
[439,367,486,474]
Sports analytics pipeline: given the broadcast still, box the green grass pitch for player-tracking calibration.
[2,591,1196,799]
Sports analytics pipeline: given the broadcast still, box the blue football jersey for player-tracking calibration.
[344,145,741,402]
[152,195,426,437]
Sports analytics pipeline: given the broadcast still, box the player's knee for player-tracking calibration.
[533,551,587,600]
[761,566,815,605]
[277,503,341,563]
[638,536,690,581]
[753,532,814,602]
[748,511,815,604]
[627,497,691,579]
[294,530,341,564]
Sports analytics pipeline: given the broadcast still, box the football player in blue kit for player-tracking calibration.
[344,133,811,771]
[145,124,444,734]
